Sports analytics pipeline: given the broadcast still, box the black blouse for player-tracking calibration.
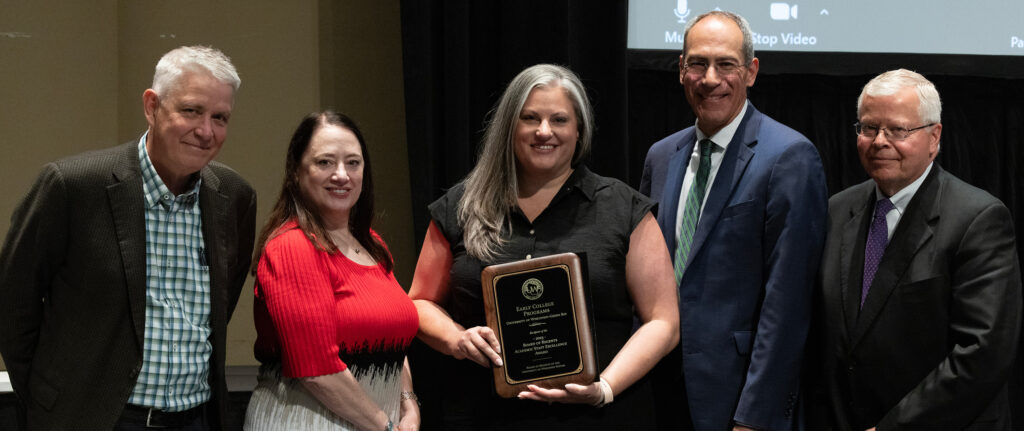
[427,166,658,430]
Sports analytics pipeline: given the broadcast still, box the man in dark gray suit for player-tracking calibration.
[0,45,256,430]
[813,69,1022,430]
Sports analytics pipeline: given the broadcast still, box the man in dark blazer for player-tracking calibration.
[640,11,828,431]
[0,46,256,430]
[813,69,1022,430]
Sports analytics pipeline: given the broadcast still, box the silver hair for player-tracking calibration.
[152,45,240,98]
[457,64,594,261]
[683,10,756,65]
[857,69,942,124]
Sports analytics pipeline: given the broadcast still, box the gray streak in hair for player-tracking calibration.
[457,64,594,261]
[682,10,756,65]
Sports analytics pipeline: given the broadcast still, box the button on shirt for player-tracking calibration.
[429,167,654,343]
[674,103,748,259]
[427,166,659,425]
[130,135,212,411]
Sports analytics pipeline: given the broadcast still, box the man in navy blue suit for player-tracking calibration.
[640,10,828,431]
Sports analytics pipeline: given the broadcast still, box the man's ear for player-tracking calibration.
[745,57,759,88]
[143,89,160,126]
[928,122,942,158]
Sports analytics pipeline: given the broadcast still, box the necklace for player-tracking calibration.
[330,231,363,255]
[344,238,363,254]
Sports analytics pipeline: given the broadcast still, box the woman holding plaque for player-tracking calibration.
[408,64,679,430]
[244,111,420,431]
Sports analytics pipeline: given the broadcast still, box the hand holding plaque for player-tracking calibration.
[480,252,596,398]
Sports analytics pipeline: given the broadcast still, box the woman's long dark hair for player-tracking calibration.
[252,110,393,273]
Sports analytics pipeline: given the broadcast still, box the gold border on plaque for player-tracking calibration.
[481,252,596,398]
[490,264,585,385]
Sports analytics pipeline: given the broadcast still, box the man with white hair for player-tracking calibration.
[0,45,256,430]
[813,69,1022,430]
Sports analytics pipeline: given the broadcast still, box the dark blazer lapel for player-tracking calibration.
[199,167,229,328]
[840,187,873,337]
[684,104,757,271]
[107,143,148,346]
[658,129,698,254]
[851,167,941,348]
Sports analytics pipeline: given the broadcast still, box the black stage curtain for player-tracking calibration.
[401,2,1023,429]
[400,2,629,428]
[400,0,630,243]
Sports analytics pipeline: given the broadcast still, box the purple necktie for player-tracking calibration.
[862,198,894,307]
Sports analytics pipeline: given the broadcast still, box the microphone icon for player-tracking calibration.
[674,0,691,23]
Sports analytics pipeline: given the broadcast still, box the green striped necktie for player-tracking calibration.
[674,138,712,284]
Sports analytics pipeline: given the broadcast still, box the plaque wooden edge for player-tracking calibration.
[481,252,597,398]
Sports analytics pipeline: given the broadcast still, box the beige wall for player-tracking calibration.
[318,0,414,289]
[0,0,410,369]
[0,1,120,230]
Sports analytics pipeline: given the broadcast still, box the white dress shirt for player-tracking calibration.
[675,103,749,239]
[874,162,934,240]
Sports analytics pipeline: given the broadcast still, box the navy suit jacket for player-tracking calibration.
[640,103,828,430]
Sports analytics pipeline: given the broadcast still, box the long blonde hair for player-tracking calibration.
[457,64,594,261]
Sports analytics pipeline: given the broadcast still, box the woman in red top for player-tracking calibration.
[244,111,419,431]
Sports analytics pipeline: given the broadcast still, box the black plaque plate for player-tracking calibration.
[481,252,596,398]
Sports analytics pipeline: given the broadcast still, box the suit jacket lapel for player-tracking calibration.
[840,186,873,337]
[107,143,148,346]
[851,167,941,348]
[684,105,757,271]
[199,167,228,333]
[658,129,698,254]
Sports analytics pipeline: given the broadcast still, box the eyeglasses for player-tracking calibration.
[854,122,935,141]
[682,59,746,77]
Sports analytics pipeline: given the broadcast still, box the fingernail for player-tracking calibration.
[496,358,504,367]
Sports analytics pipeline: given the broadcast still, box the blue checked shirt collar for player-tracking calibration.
[138,133,202,211]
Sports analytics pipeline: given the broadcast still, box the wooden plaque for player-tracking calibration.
[481,252,596,398]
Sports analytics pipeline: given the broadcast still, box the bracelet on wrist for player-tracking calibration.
[401,391,419,404]
[593,376,614,407]
[384,419,394,431]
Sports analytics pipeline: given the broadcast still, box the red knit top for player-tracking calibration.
[253,221,419,378]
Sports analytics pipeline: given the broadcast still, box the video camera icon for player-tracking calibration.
[770,2,798,20]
